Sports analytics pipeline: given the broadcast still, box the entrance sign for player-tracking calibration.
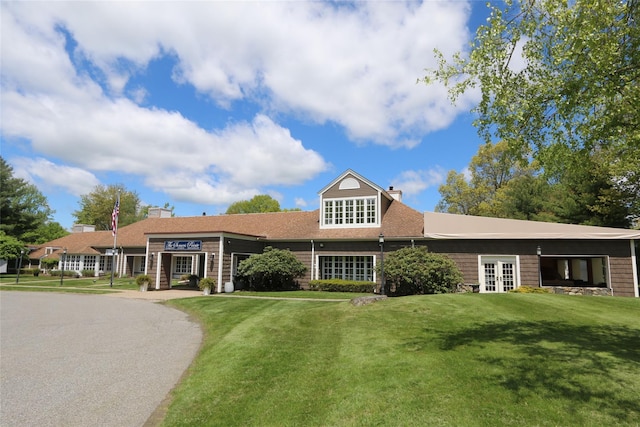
[164,240,202,251]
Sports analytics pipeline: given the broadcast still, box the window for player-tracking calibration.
[99,256,113,272]
[540,256,609,287]
[323,197,377,227]
[320,256,374,281]
[84,256,97,271]
[174,256,192,274]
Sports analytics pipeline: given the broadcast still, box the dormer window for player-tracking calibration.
[323,196,378,227]
[319,170,392,229]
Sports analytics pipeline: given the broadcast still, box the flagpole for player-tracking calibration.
[110,191,121,288]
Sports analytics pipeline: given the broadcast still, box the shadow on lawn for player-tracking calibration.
[427,321,640,423]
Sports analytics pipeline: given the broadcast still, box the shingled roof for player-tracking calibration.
[30,199,424,258]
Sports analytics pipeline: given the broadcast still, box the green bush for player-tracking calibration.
[198,277,216,291]
[510,286,550,294]
[236,247,306,291]
[18,268,40,276]
[81,270,95,277]
[135,274,152,286]
[50,270,76,277]
[308,279,376,293]
[382,246,463,296]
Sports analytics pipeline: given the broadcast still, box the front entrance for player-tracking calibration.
[479,256,519,293]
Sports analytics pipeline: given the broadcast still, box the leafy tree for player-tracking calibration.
[0,157,54,241]
[436,141,537,217]
[22,222,69,244]
[226,195,281,214]
[236,246,307,291]
[73,184,143,230]
[381,246,463,296]
[437,141,633,227]
[425,0,639,221]
[0,232,27,265]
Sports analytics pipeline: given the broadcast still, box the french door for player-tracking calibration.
[480,256,519,293]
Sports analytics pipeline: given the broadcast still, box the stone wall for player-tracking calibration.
[550,287,613,296]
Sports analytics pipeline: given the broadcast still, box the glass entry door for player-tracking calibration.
[480,256,518,293]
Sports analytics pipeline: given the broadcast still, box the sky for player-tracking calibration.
[1,1,492,231]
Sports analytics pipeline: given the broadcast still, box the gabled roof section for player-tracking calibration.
[424,212,640,240]
[318,169,393,201]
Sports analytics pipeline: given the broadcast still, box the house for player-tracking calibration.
[30,170,640,297]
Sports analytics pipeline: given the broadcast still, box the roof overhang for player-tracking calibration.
[424,212,640,240]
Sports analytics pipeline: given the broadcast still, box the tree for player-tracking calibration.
[236,247,307,291]
[21,222,69,244]
[0,157,54,242]
[0,232,27,265]
[436,141,538,217]
[226,195,281,214]
[381,246,463,296]
[425,0,639,221]
[73,184,143,230]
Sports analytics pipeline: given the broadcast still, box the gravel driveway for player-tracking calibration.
[0,291,202,427]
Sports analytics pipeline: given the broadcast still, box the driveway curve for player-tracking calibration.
[0,292,202,427]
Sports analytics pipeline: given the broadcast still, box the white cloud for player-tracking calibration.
[2,1,476,146]
[0,1,477,207]
[392,168,446,196]
[12,157,101,196]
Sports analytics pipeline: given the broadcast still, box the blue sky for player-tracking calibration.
[1,1,490,230]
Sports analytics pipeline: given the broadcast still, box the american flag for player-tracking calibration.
[111,200,119,237]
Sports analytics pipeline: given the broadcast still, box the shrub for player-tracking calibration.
[81,270,95,277]
[40,258,59,270]
[308,279,376,293]
[236,247,306,291]
[135,274,152,286]
[50,270,75,277]
[381,246,463,296]
[198,277,216,291]
[510,286,550,294]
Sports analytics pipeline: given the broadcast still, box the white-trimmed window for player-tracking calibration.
[320,256,374,281]
[84,255,97,271]
[323,197,378,227]
[99,256,113,272]
[174,256,193,275]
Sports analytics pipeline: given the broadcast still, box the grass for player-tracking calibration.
[163,293,640,426]
[0,274,138,291]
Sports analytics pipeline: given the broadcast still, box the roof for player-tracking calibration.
[31,200,425,256]
[424,212,640,240]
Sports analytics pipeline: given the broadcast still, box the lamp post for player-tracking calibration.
[379,233,385,296]
[59,248,67,287]
[537,245,542,288]
[15,249,24,283]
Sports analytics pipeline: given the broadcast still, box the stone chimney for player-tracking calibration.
[387,186,402,202]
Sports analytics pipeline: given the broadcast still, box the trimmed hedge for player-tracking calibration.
[81,270,95,277]
[50,270,77,277]
[18,268,40,276]
[308,279,376,293]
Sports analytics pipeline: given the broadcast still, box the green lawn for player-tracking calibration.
[0,274,138,290]
[164,294,640,426]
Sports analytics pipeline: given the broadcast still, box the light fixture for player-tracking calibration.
[60,248,67,287]
[16,249,25,284]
